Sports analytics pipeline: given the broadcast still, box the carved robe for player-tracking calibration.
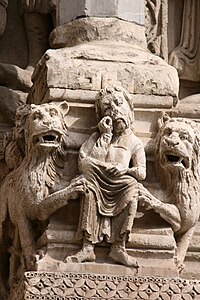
[76,128,146,243]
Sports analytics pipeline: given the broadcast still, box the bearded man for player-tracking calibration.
[65,85,146,267]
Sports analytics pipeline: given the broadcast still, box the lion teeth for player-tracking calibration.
[33,131,61,146]
[164,153,189,169]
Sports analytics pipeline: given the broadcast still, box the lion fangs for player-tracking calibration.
[180,158,188,168]
[39,136,44,143]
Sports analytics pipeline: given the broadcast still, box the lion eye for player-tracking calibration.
[164,128,172,136]
[49,108,58,117]
[179,133,188,140]
[33,112,42,120]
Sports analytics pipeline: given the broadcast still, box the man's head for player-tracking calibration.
[95,85,134,133]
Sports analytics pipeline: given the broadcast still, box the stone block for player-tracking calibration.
[57,0,144,25]
[30,41,179,105]
[50,17,146,49]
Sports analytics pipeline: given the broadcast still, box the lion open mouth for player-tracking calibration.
[33,131,62,147]
[164,153,189,169]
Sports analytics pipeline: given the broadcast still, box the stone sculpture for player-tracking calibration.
[0,0,56,90]
[65,85,146,268]
[169,0,200,82]
[139,113,200,271]
[0,0,57,135]
[0,101,86,290]
[145,0,168,60]
[0,0,7,36]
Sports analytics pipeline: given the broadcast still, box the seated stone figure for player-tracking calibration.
[65,85,146,267]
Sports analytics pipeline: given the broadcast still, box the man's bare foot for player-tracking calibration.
[108,246,138,268]
[64,245,96,263]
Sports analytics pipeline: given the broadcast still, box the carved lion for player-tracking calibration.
[140,114,200,271]
[0,101,85,276]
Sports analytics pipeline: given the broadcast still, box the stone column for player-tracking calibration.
[56,0,144,26]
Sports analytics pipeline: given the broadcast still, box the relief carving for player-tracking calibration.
[0,0,7,36]
[0,101,86,294]
[22,272,200,300]
[139,114,200,271]
[0,0,57,128]
[0,0,200,298]
[65,85,146,268]
[169,0,200,82]
[1,88,198,300]
[145,0,168,60]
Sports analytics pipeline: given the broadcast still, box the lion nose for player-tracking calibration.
[166,138,179,147]
[43,120,50,126]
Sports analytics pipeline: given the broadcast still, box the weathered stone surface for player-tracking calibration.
[0,87,27,125]
[172,94,200,119]
[145,0,168,60]
[3,2,200,299]
[147,0,200,99]
[0,0,27,68]
[50,17,147,49]
[169,1,200,83]
[42,88,175,108]
[0,1,7,37]
[57,0,144,25]
[29,40,179,105]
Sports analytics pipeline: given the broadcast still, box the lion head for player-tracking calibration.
[25,101,69,154]
[4,101,69,174]
[155,113,200,194]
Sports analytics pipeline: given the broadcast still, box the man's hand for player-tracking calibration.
[98,116,113,134]
[69,175,88,199]
[106,164,128,177]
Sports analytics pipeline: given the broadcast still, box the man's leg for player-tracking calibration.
[108,200,139,268]
[64,237,96,263]
[108,238,138,268]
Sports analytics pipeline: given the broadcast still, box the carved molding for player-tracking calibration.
[12,271,200,300]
